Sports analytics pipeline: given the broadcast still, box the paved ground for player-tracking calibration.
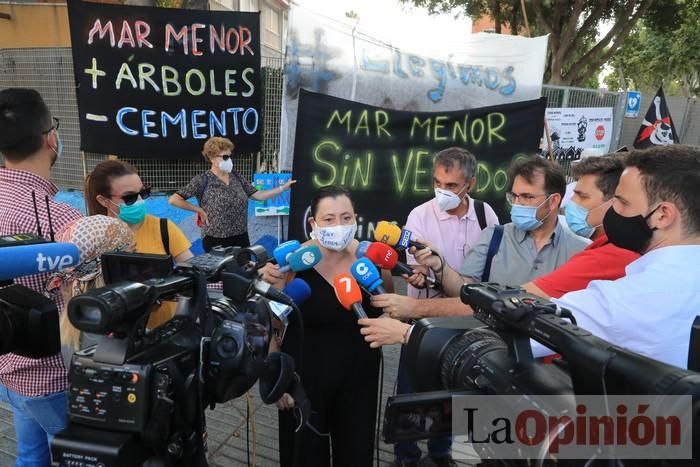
[0,280,480,466]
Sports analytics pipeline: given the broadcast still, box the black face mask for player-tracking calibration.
[603,205,659,253]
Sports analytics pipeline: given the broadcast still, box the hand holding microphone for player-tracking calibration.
[374,221,428,251]
[361,242,437,289]
[333,273,367,320]
[259,244,322,289]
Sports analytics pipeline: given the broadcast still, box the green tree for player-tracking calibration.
[605,0,700,97]
[402,0,679,87]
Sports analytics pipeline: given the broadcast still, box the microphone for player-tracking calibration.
[355,240,372,259]
[333,273,368,319]
[269,278,312,323]
[272,240,301,268]
[0,242,81,282]
[278,245,322,273]
[350,257,386,295]
[365,242,437,288]
[374,221,427,251]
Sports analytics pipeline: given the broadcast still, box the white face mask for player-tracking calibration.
[218,158,233,173]
[434,184,468,211]
[311,222,357,251]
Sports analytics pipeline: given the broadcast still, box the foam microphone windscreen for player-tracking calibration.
[365,242,399,269]
[373,221,402,247]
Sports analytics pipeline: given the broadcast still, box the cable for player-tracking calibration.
[246,392,251,467]
[247,392,257,467]
[375,348,384,467]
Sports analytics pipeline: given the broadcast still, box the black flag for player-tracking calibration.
[633,87,679,149]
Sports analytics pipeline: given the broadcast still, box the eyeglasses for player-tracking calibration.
[113,185,151,205]
[506,191,548,205]
[42,117,60,134]
[217,154,231,161]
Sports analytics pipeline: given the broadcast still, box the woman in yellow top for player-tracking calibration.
[85,160,193,327]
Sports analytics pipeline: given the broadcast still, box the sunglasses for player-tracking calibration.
[114,185,152,205]
[218,154,231,161]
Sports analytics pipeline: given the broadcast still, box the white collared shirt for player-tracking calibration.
[532,245,700,369]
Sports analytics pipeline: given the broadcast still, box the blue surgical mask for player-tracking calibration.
[564,201,595,238]
[510,195,552,232]
[110,198,147,225]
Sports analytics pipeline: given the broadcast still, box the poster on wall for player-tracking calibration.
[542,107,613,160]
[625,91,642,118]
[280,5,549,170]
[67,1,262,159]
[248,173,292,216]
[288,90,546,242]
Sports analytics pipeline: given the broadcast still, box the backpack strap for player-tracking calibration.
[474,199,487,230]
[160,217,171,256]
[481,225,504,282]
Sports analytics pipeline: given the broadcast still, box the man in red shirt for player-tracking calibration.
[522,154,640,299]
[0,88,82,466]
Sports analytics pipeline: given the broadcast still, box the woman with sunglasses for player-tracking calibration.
[86,160,193,327]
[169,136,295,252]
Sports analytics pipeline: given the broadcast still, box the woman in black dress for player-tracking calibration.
[260,185,393,467]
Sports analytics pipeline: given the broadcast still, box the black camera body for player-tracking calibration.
[51,246,295,467]
[0,283,61,358]
[385,283,700,464]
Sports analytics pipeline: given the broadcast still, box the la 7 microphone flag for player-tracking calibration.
[633,86,679,149]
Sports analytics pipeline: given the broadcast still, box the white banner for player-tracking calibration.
[280,6,549,169]
[543,107,614,158]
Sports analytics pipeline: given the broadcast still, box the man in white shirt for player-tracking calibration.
[532,144,700,368]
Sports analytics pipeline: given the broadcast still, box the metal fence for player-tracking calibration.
[0,48,285,192]
[1,47,628,190]
[541,84,628,179]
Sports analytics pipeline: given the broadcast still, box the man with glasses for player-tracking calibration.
[0,88,82,465]
[369,156,587,322]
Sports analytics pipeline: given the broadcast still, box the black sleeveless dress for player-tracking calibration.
[278,267,382,467]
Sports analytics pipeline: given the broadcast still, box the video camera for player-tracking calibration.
[384,283,700,465]
[0,233,74,359]
[51,245,297,467]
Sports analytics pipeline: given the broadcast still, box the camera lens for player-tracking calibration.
[439,328,510,390]
[68,282,152,334]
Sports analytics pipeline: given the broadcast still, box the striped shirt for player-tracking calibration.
[0,168,82,396]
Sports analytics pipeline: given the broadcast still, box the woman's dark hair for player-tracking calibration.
[309,185,354,217]
[85,160,139,215]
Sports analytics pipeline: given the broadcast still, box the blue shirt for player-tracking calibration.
[533,245,700,369]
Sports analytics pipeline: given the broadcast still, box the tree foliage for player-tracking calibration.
[402,0,681,87]
[604,0,700,97]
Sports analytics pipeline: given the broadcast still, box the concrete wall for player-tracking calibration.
[0,3,71,48]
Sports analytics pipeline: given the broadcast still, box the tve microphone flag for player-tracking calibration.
[634,86,679,149]
[0,243,80,282]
